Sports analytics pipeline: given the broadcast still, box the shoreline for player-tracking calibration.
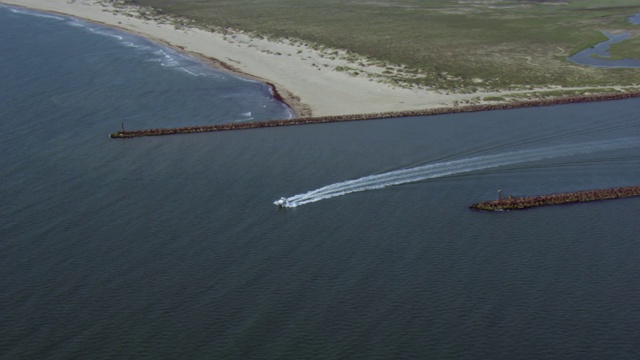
[4,0,640,118]
[0,0,313,115]
[167,46,311,117]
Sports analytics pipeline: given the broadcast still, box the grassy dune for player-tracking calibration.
[123,0,640,92]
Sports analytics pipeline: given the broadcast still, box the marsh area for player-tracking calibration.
[125,0,640,91]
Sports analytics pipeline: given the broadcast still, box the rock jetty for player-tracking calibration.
[471,185,640,211]
[110,91,640,138]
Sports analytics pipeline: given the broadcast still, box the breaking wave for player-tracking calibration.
[275,137,640,208]
[8,7,65,20]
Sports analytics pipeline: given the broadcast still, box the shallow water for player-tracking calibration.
[2,5,640,360]
[568,31,640,68]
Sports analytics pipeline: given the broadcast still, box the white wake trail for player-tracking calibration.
[275,137,640,207]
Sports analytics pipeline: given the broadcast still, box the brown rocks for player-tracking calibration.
[471,185,640,211]
[109,91,640,139]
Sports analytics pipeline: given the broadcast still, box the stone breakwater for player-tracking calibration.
[471,185,640,211]
[109,92,640,138]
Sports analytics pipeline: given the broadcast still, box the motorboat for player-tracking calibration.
[274,197,291,208]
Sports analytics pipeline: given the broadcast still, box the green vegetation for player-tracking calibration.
[477,86,640,103]
[119,0,640,91]
[609,36,640,59]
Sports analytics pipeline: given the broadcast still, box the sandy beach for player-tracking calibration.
[1,0,634,117]
[0,0,474,116]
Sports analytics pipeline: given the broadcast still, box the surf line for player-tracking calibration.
[274,137,640,208]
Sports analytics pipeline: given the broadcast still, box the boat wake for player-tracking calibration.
[274,137,640,208]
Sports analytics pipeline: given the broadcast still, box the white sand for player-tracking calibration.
[1,0,629,117]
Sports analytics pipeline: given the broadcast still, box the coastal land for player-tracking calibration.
[3,0,640,117]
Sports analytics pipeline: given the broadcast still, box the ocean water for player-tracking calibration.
[2,5,640,360]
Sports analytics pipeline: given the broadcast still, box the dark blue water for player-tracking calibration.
[2,5,640,359]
